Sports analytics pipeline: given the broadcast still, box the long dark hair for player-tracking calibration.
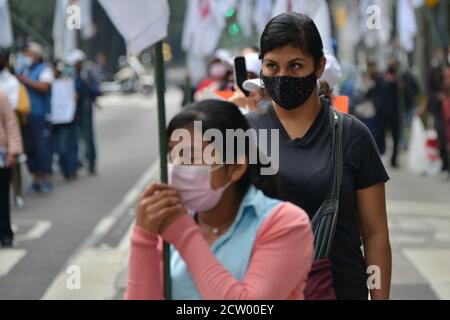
[167,100,280,198]
[260,12,332,99]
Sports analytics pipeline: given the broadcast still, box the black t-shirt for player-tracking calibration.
[246,99,390,300]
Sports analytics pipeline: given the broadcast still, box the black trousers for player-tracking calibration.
[435,115,450,172]
[0,168,13,239]
[377,114,400,166]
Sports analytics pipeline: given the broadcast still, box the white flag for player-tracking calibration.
[238,0,254,39]
[0,0,13,48]
[182,0,237,56]
[397,0,419,52]
[272,0,333,54]
[254,0,273,35]
[53,0,77,59]
[98,0,170,53]
[80,0,96,40]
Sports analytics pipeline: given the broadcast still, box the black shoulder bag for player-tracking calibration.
[304,108,344,300]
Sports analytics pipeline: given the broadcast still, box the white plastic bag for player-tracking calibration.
[408,116,442,176]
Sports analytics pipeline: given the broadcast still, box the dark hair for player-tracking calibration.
[167,100,280,198]
[260,12,332,100]
[260,12,324,67]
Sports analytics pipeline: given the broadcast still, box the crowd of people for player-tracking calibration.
[1,10,449,301]
[0,42,101,248]
[126,12,392,301]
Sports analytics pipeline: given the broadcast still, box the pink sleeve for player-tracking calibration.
[124,225,164,300]
[162,202,314,300]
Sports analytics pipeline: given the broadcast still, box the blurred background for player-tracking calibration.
[0,0,449,300]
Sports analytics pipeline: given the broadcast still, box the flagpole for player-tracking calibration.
[154,40,172,300]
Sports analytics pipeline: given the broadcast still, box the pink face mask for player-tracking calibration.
[168,163,231,213]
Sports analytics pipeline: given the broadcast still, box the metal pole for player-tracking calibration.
[154,40,172,300]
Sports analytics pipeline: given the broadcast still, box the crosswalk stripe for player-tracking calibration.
[0,249,27,278]
[403,249,450,300]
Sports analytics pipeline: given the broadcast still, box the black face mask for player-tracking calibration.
[261,72,317,110]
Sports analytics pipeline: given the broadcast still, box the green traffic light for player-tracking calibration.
[228,23,240,36]
[225,9,235,18]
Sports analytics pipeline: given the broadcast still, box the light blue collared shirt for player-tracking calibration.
[170,185,282,300]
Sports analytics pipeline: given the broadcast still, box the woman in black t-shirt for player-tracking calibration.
[246,12,391,300]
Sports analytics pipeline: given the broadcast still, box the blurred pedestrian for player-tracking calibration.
[0,47,29,208]
[228,52,268,113]
[125,100,313,300]
[16,42,54,194]
[194,50,234,101]
[51,61,78,180]
[423,51,449,179]
[438,67,450,180]
[365,61,387,153]
[383,59,402,168]
[67,49,101,176]
[0,91,23,247]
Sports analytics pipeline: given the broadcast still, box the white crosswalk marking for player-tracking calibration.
[0,249,26,278]
[403,249,450,300]
[41,247,129,300]
[40,161,157,300]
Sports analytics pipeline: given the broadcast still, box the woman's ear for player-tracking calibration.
[229,155,248,182]
[315,56,327,79]
[230,163,248,182]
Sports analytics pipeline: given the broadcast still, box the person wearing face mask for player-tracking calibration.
[194,51,234,101]
[246,13,391,300]
[228,51,271,114]
[125,100,314,300]
[16,42,54,194]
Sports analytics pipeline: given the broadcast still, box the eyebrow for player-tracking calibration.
[264,57,306,63]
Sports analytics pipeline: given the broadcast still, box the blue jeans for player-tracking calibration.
[26,116,53,175]
[53,123,79,177]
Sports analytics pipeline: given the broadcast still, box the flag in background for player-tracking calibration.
[0,0,13,48]
[397,0,424,52]
[272,0,333,54]
[98,0,169,54]
[53,0,78,59]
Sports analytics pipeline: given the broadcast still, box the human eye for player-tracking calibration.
[291,63,303,70]
[265,62,278,70]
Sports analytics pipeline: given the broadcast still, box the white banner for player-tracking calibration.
[98,0,169,53]
[0,0,13,48]
[51,78,77,125]
[272,0,333,54]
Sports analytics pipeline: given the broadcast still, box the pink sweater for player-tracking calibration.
[125,202,313,300]
[0,92,23,157]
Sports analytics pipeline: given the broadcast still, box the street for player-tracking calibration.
[0,88,449,300]
[0,86,182,300]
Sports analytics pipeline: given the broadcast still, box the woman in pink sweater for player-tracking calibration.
[0,91,23,247]
[125,100,313,300]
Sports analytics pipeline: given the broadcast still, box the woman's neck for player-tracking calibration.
[272,89,323,140]
[199,185,243,228]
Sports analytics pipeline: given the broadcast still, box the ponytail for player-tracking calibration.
[318,80,332,101]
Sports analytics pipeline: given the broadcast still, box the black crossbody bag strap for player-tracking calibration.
[310,109,344,260]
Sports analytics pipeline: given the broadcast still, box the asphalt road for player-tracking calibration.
[0,87,182,300]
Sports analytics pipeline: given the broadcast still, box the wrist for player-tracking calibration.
[161,214,196,246]
[131,224,158,246]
